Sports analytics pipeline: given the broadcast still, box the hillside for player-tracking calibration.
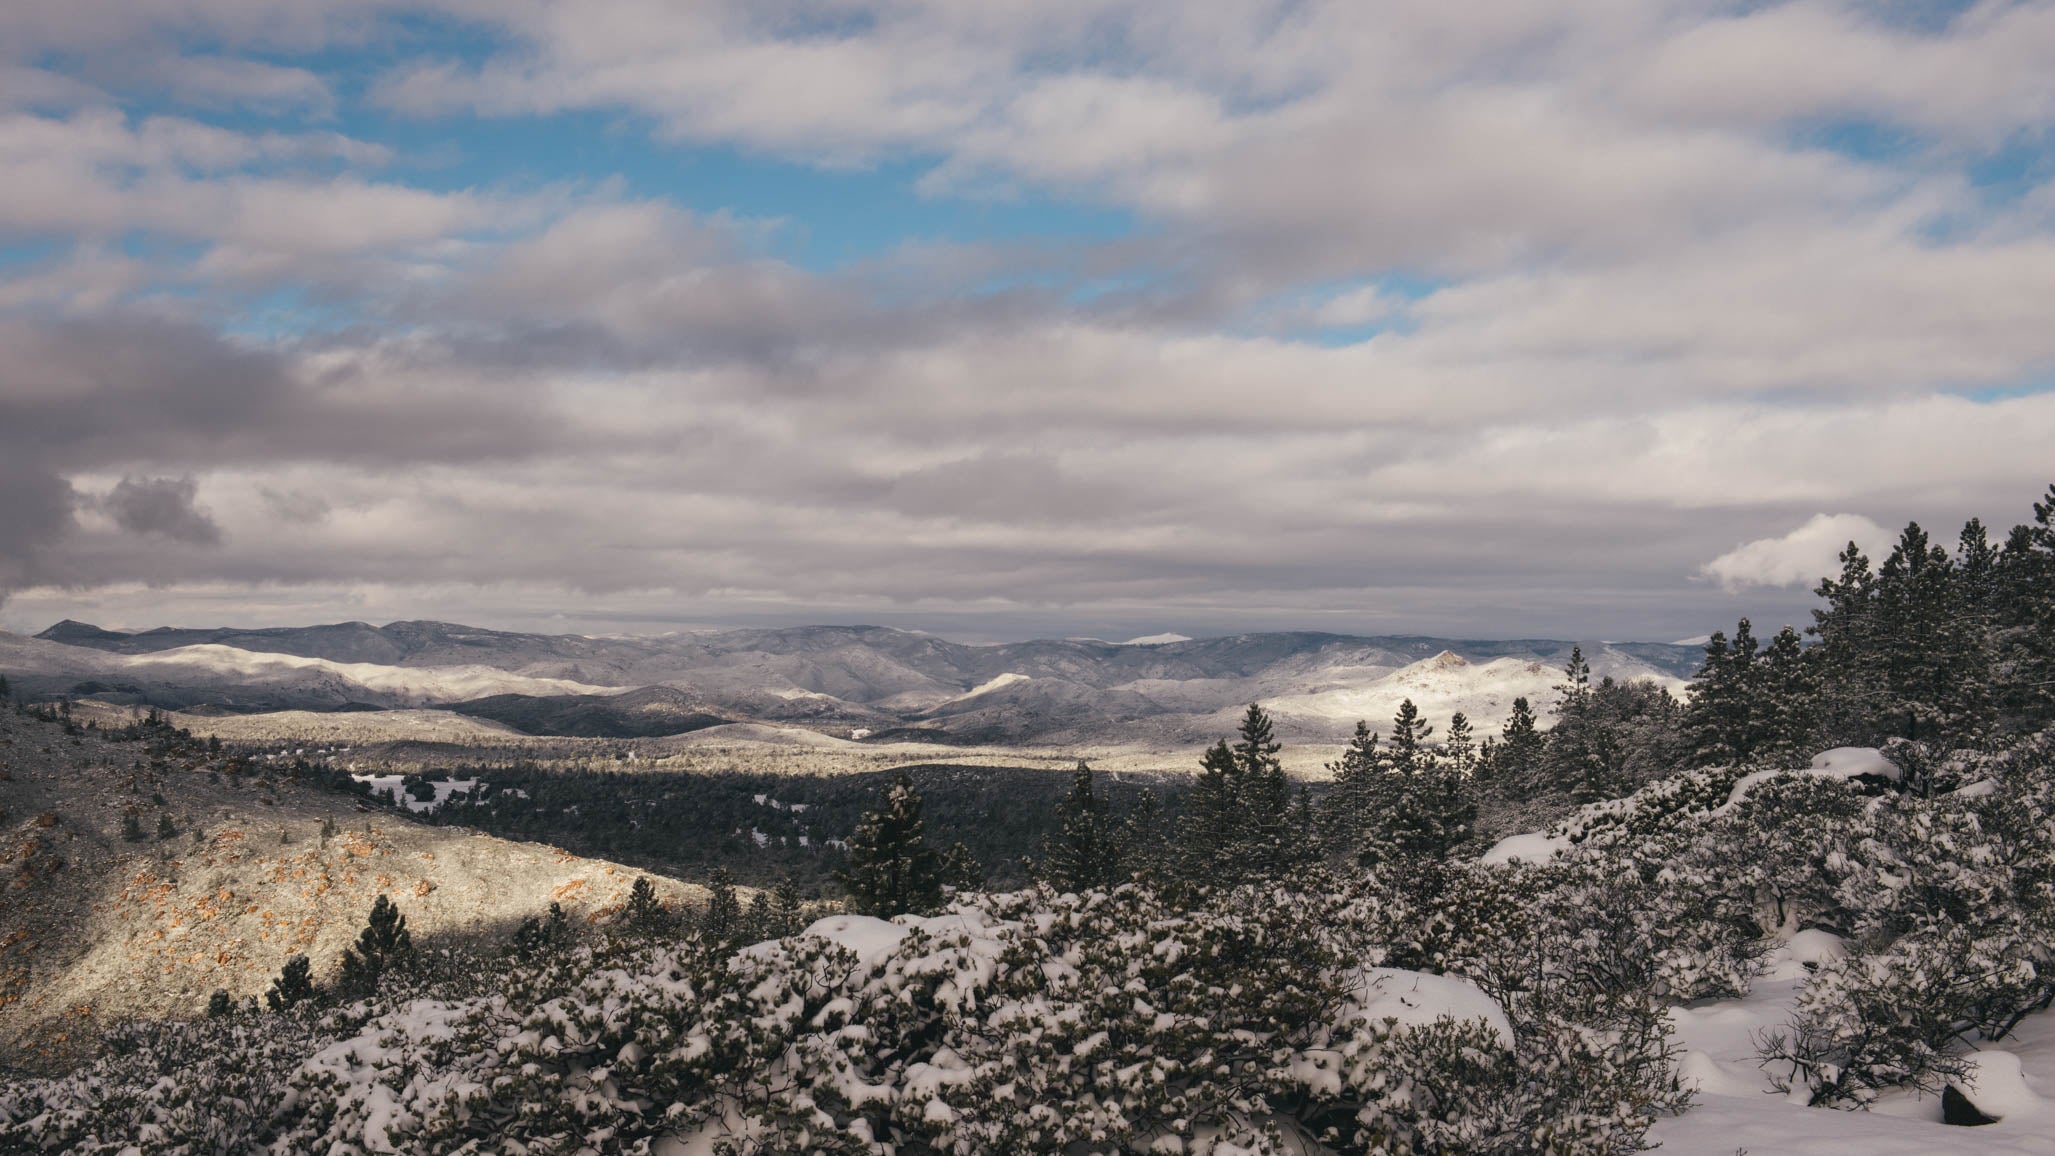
[0,706,702,1071]
[4,622,1698,745]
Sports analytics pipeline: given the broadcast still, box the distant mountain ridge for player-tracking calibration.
[12,620,1705,744]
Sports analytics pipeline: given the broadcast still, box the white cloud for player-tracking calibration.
[1700,514,1896,593]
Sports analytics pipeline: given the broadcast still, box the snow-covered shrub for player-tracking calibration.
[2,877,1686,1155]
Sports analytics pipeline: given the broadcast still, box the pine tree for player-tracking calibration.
[1176,704,1295,882]
[701,868,741,951]
[1386,698,1435,776]
[941,841,984,892]
[1444,712,1476,775]
[338,895,413,997]
[1320,721,1384,861]
[771,882,805,937]
[265,954,316,1011]
[1682,621,1760,768]
[835,773,945,916]
[121,812,145,842]
[511,902,571,958]
[156,814,177,840]
[1041,761,1123,892]
[1493,697,1544,800]
[1358,699,1474,880]
[206,988,235,1018]
[1756,625,1819,766]
[621,876,669,933]
[1810,540,1881,745]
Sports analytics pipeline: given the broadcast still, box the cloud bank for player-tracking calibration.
[1,1,2052,640]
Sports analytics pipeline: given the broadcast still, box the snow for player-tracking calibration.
[1480,830,1570,866]
[124,644,629,704]
[1121,633,1192,645]
[1267,650,1688,738]
[1349,968,1512,1046]
[1655,940,2055,1154]
[352,774,480,813]
[953,672,1032,700]
[1715,747,1900,815]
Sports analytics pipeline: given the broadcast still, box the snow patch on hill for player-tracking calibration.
[126,644,628,704]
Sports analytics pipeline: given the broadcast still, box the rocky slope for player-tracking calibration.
[0,706,702,1070]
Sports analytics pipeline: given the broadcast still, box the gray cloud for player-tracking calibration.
[97,475,222,545]
[2,1,2053,643]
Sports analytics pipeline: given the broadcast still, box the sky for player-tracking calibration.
[2,0,2054,644]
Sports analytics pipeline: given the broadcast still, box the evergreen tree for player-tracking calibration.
[206,989,235,1018]
[1443,712,1476,775]
[511,902,571,958]
[1320,721,1384,861]
[940,841,984,893]
[1492,697,1544,800]
[1810,540,1882,745]
[1176,704,1294,882]
[1040,761,1124,892]
[121,812,145,842]
[1682,620,1760,767]
[156,813,177,840]
[620,876,670,934]
[337,895,413,997]
[1756,625,1820,766]
[771,882,805,937]
[1356,699,1475,882]
[701,868,741,951]
[1993,489,2055,731]
[835,773,945,916]
[265,954,316,1011]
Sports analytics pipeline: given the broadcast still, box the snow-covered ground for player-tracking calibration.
[126,644,630,703]
[1655,937,2055,1154]
[353,774,480,812]
[1264,649,1688,736]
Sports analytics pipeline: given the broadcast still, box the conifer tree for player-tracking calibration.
[836,773,945,916]
[1443,711,1476,775]
[620,876,669,934]
[338,895,413,997]
[1319,721,1383,859]
[1175,705,1296,882]
[1682,621,1761,767]
[941,841,984,893]
[1756,625,1820,766]
[1493,697,1544,799]
[1386,698,1435,775]
[1041,761,1124,892]
[1357,699,1474,880]
[265,954,316,1011]
[701,868,741,951]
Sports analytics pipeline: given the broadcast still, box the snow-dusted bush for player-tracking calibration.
[1,877,1684,1155]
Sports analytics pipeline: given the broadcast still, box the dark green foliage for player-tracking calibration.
[1176,704,1297,883]
[510,902,571,958]
[205,989,234,1018]
[619,875,670,934]
[1037,760,1126,891]
[265,954,316,1011]
[431,761,1184,894]
[700,868,741,950]
[155,814,176,840]
[337,895,413,997]
[120,812,144,842]
[835,773,946,916]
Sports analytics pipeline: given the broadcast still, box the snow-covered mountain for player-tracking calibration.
[4,620,1702,743]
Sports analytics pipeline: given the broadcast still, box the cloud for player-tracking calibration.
[96,475,222,545]
[1700,514,1896,593]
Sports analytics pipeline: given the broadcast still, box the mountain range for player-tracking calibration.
[1,620,1704,745]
